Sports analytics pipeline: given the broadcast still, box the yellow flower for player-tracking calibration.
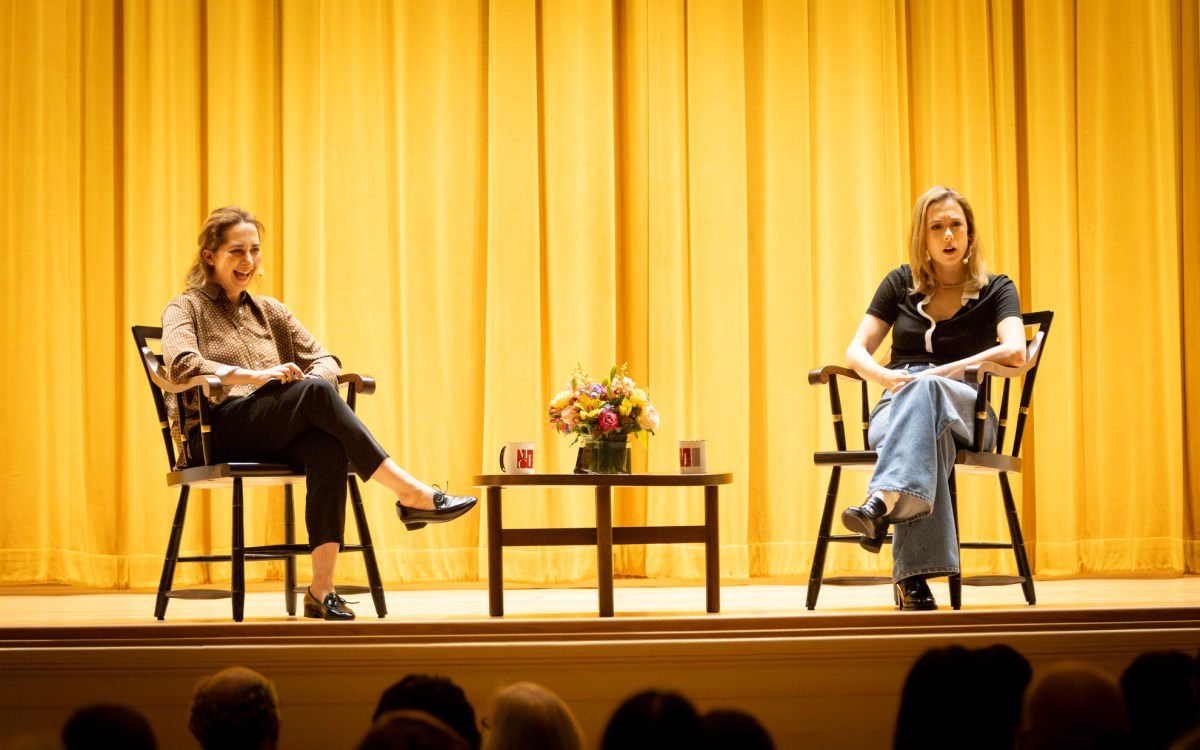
[630,389,648,409]
[618,397,634,417]
[549,390,573,411]
[577,394,601,412]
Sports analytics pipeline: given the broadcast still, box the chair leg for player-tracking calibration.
[805,467,841,610]
[1000,473,1037,605]
[154,486,191,620]
[948,471,962,610]
[232,478,246,622]
[349,477,388,618]
[284,485,298,616]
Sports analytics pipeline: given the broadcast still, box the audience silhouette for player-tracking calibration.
[701,707,775,750]
[1121,650,1199,750]
[33,642,1200,749]
[972,643,1033,746]
[894,645,1010,750]
[480,681,584,750]
[600,689,706,750]
[372,674,480,749]
[62,703,157,750]
[188,666,281,750]
[1017,660,1126,750]
[358,709,471,750]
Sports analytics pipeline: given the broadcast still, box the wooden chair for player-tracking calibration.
[132,325,388,621]
[805,311,1053,610]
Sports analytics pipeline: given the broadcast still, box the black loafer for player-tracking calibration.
[395,487,479,531]
[859,524,889,554]
[893,577,937,611]
[303,587,356,621]
[841,496,889,538]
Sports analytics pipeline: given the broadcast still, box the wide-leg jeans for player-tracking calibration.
[866,369,996,583]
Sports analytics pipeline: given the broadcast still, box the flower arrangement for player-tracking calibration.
[548,364,660,446]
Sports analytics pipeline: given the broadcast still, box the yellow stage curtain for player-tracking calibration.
[1,0,1197,590]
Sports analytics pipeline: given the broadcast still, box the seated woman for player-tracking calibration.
[838,186,1026,610]
[162,206,477,621]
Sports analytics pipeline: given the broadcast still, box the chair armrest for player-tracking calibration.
[140,347,226,400]
[337,373,376,396]
[964,331,1045,384]
[808,365,863,386]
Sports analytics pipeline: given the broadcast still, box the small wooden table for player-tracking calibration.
[473,472,733,617]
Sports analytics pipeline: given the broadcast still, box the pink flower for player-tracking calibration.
[637,404,660,431]
[597,410,620,433]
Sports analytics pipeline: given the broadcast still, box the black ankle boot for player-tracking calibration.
[893,577,937,611]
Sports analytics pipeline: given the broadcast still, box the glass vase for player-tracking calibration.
[583,434,631,475]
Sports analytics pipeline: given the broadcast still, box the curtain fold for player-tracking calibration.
[1,0,1197,589]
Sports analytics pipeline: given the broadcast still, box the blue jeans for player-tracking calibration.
[866,367,996,583]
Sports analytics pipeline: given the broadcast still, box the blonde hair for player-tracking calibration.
[483,682,584,750]
[907,186,988,296]
[184,206,264,290]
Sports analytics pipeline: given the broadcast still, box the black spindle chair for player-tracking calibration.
[131,325,387,622]
[805,311,1053,610]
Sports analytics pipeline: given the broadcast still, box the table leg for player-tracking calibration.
[705,485,720,613]
[487,487,504,617]
[595,485,614,617]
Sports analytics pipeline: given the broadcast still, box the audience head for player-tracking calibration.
[373,674,480,749]
[895,645,1008,750]
[188,666,281,750]
[600,689,705,750]
[358,709,471,750]
[1120,650,1199,750]
[62,704,157,750]
[480,681,583,750]
[973,643,1033,745]
[701,708,775,750]
[1019,661,1126,750]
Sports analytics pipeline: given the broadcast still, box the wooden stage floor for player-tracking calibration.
[3,575,1200,626]
[2,577,1199,749]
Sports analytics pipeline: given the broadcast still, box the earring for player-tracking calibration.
[962,252,971,265]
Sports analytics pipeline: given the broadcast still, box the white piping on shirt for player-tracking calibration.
[916,287,984,354]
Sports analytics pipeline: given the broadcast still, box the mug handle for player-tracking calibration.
[499,446,507,473]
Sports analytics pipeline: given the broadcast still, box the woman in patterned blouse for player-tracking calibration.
[161,206,477,620]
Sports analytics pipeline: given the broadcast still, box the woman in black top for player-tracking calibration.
[839,186,1027,610]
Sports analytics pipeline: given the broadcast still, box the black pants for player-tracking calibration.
[189,379,389,549]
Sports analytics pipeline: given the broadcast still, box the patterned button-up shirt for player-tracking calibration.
[161,282,340,467]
